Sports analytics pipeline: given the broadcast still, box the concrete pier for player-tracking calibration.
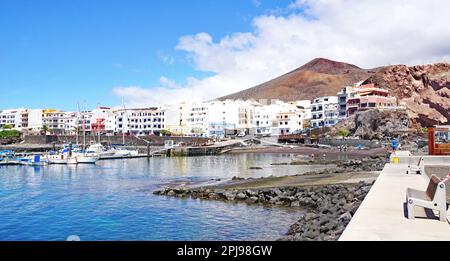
[340,154,450,241]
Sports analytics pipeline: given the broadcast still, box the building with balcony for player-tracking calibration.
[115,107,165,136]
[311,96,339,128]
[346,84,397,116]
[0,108,27,130]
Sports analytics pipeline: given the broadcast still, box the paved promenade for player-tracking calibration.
[340,155,450,241]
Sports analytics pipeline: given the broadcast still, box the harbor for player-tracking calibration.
[0,153,313,241]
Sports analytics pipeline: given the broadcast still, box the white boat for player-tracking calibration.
[73,149,99,164]
[68,157,78,164]
[47,154,69,164]
[86,144,116,158]
[76,154,99,164]
[17,155,48,166]
[46,146,79,165]
[114,148,139,157]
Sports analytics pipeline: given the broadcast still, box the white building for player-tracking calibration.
[91,107,116,134]
[105,113,117,134]
[63,112,79,135]
[253,105,275,137]
[271,103,308,135]
[207,100,255,138]
[311,96,339,129]
[27,109,43,131]
[185,103,209,137]
[41,110,68,133]
[290,100,312,120]
[337,86,353,119]
[115,107,165,136]
[0,108,27,130]
[163,103,190,136]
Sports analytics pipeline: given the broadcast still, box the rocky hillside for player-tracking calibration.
[220,58,376,102]
[363,63,450,126]
[330,109,411,140]
[220,58,449,127]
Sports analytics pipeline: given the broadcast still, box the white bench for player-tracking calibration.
[406,157,424,175]
[406,175,448,222]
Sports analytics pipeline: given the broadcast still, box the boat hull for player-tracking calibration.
[76,156,99,164]
[48,159,69,164]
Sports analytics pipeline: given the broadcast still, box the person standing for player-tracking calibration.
[391,138,399,151]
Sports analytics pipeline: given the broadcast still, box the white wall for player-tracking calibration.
[28,109,43,131]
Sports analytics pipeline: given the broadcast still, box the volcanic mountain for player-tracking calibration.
[219,58,378,102]
[362,63,450,126]
[220,58,450,126]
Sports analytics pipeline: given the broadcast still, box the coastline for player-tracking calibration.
[227,146,387,157]
[153,155,386,241]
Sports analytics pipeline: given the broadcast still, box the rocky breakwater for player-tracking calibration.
[291,155,387,176]
[153,181,373,241]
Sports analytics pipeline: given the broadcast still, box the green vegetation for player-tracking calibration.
[0,129,21,139]
[337,128,351,139]
[160,129,173,136]
[2,124,13,130]
[41,125,50,135]
[418,127,428,134]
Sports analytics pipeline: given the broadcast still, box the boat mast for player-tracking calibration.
[97,102,101,144]
[122,98,126,146]
[76,102,80,146]
[83,100,87,150]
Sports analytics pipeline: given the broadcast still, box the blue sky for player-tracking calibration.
[1,0,449,110]
[0,0,292,110]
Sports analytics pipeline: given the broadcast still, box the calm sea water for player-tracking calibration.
[0,153,330,241]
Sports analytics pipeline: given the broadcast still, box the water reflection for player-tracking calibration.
[0,153,326,241]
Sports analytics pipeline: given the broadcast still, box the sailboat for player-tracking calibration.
[114,98,139,157]
[85,143,116,158]
[46,146,78,164]
[74,102,99,164]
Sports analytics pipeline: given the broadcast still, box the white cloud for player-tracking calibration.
[115,0,450,108]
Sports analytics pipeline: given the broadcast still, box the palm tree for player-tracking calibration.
[42,125,49,135]
[337,128,351,140]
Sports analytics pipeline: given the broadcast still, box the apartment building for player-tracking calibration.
[41,110,68,133]
[311,96,339,128]
[115,107,165,136]
[0,108,27,130]
[90,107,116,134]
[185,103,209,137]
